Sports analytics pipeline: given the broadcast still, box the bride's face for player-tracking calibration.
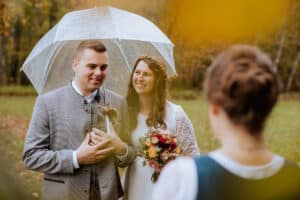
[132,60,156,96]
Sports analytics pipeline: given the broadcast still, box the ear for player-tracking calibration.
[72,58,79,72]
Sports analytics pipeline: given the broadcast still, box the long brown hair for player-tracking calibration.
[204,45,278,134]
[126,56,168,132]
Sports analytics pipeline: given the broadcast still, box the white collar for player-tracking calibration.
[209,150,284,179]
[71,80,98,103]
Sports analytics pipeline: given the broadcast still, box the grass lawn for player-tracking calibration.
[0,95,299,198]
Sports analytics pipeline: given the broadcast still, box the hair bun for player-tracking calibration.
[224,60,274,101]
[204,44,278,134]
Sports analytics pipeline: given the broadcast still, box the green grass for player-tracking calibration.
[0,85,37,96]
[264,100,300,160]
[0,96,36,117]
[173,97,219,153]
[0,128,41,199]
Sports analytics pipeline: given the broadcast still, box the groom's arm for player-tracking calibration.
[22,95,74,174]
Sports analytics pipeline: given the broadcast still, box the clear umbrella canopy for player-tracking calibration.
[21,6,175,95]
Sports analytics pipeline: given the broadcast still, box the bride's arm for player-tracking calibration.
[175,106,200,155]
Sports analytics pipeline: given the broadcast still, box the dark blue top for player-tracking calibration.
[194,155,300,200]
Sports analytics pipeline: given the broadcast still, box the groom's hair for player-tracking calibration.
[74,40,107,59]
[204,45,278,134]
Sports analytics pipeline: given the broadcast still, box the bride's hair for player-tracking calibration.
[204,45,279,134]
[126,56,168,132]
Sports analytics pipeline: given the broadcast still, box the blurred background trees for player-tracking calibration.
[0,0,299,91]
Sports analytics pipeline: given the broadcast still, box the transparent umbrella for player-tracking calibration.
[21,6,175,96]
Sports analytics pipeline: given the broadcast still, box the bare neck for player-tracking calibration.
[74,78,95,97]
[138,94,153,116]
[219,126,273,165]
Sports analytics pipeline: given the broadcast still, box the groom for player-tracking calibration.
[23,40,136,200]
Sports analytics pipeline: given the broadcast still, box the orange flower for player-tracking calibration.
[148,146,157,158]
[175,146,182,154]
[172,138,177,143]
[144,139,151,147]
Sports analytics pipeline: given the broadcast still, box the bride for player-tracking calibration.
[122,56,199,200]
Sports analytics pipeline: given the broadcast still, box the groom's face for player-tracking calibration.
[72,48,108,96]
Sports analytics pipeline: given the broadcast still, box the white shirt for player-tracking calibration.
[152,150,284,200]
[71,80,98,169]
[72,80,98,103]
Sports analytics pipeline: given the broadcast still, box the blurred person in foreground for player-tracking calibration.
[153,45,300,200]
[23,40,136,200]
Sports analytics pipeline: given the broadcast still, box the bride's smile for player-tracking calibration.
[132,60,155,95]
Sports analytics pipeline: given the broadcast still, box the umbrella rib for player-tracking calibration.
[41,42,65,92]
[112,40,132,71]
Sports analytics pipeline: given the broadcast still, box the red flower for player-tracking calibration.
[157,134,167,143]
[170,141,177,149]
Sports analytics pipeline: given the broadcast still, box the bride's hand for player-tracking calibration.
[91,128,127,156]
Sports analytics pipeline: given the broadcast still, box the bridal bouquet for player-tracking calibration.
[137,127,182,182]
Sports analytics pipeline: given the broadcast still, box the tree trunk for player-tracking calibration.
[0,37,8,85]
[273,31,286,91]
[33,0,40,33]
[274,31,285,73]
[0,1,8,85]
[49,0,59,27]
[12,15,22,85]
[286,51,300,92]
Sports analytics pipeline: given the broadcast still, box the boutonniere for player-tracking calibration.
[97,104,118,134]
[101,106,118,124]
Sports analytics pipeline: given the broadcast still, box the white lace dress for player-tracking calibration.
[122,101,199,200]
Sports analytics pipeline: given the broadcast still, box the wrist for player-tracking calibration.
[76,150,84,165]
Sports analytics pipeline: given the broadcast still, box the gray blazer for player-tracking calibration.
[23,83,136,200]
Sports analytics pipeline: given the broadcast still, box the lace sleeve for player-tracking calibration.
[175,106,200,156]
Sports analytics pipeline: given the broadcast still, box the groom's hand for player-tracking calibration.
[91,128,127,156]
[76,134,115,165]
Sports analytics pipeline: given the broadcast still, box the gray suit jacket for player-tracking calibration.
[23,83,136,200]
